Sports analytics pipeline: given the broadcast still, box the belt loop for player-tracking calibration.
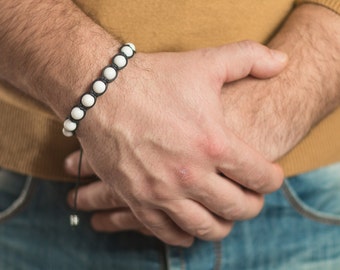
[0,175,35,223]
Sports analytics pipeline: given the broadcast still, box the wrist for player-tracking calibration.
[74,51,151,141]
[62,43,136,137]
[43,34,122,120]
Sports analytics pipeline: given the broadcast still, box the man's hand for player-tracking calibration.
[222,4,340,163]
[0,0,286,247]
[65,42,286,246]
[65,4,340,246]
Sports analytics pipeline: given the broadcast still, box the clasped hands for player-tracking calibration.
[65,41,287,247]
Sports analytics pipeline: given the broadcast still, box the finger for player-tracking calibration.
[64,150,95,177]
[139,228,154,236]
[215,130,284,194]
[133,208,194,247]
[160,199,234,241]
[212,40,287,84]
[91,209,151,235]
[181,172,265,220]
[67,181,127,211]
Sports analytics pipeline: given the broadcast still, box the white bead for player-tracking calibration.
[70,215,79,226]
[93,80,107,95]
[81,94,95,108]
[103,67,117,81]
[62,128,74,137]
[125,43,136,52]
[64,119,77,132]
[120,45,134,58]
[113,55,127,68]
[71,107,85,120]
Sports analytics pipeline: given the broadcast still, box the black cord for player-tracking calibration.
[73,147,83,211]
[70,147,83,227]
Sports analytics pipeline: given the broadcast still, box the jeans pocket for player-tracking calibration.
[0,168,35,223]
[282,162,340,225]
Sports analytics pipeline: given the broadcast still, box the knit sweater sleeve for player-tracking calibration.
[295,0,340,14]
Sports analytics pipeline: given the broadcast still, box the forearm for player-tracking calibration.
[222,4,340,161]
[0,0,121,118]
[269,4,340,122]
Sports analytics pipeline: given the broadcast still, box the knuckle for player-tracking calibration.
[105,191,120,206]
[206,139,226,160]
[221,194,265,220]
[220,203,247,220]
[136,210,170,231]
[194,220,234,241]
[237,40,258,56]
[248,169,283,193]
[194,222,214,239]
[242,166,269,192]
[111,213,127,229]
[249,176,268,192]
[146,183,174,203]
[198,133,227,160]
[174,165,196,188]
[126,180,168,207]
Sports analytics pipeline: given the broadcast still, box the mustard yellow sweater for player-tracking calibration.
[0,0,339,181]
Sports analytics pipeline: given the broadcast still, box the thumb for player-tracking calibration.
[213,40,287,84]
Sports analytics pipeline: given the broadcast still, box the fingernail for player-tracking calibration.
[270,49,288,62]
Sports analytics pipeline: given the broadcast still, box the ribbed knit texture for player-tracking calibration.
[296,0,340,14]
[0,97,79,181]
[278,108,340,175]
[0,0,339,181]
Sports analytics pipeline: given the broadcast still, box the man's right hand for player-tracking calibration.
[0,1,285,247]
[69,41,286,247]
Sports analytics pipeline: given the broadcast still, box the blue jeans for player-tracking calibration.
[1,163,340,270]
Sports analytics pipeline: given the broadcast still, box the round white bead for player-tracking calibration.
[62,128,74,137]
[125,43,136,52]
[93,80,107,95]
[71,107,85,120]
[113,54,127,69]
[103,66,117,81]
[120,45,134,58]
[64,119,77,131]
[81,94,96,108]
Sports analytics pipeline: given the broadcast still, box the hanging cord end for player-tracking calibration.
[70,214,80,226]
[69,148,83,227]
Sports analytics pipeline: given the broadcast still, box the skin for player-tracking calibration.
[65,4,340,243]
[0,0,285,247]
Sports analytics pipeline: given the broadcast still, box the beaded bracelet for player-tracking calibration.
[62,43,136,137]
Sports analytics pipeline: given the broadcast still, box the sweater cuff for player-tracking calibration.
[295,0,340,15]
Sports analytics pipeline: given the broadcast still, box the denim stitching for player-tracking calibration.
[0,175,36,223]
[213,241,222,270]
[180,248,185,270]
[164,246,186,270]
[282,180,340,225]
